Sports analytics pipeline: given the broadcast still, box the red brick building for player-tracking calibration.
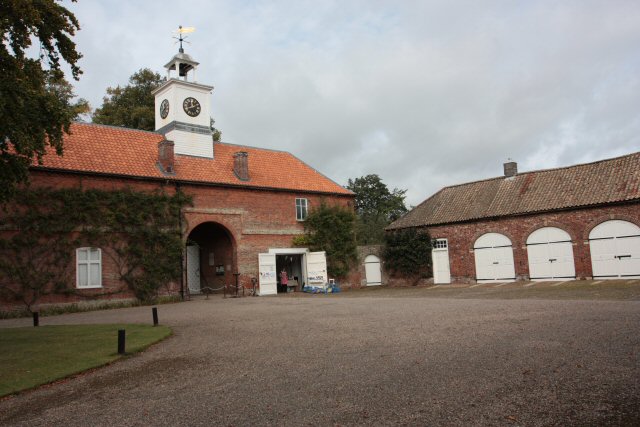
[4,49,353,306]
[387,153,640,283]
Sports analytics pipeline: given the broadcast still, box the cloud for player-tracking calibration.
[67,0,640,205]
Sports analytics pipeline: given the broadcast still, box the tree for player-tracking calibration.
[293,202,358,278]
[382,228,432,278]
[93,68,164,131]
[346,175,408,244]
[47,75,91,119]
[0,0,82,201]
[93,68,222,141]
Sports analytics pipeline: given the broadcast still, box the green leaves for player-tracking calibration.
[298,202,357,278]
[346,174,408,245]
[92,68,165,131]
[0,188,193,308]
[0,0,82,201]
[383,229,432,277]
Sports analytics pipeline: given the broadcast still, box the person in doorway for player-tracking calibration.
[280,268,288,293]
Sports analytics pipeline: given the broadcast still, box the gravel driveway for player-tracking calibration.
[1,291,639,426]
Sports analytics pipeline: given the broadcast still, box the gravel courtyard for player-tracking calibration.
[1,285,639,426]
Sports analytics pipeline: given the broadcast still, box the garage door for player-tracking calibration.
[526,227,576,281]
[474,233,516,283]
[589,220,640,279]
[364,255,382,286]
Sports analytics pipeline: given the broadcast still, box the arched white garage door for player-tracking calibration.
[474,233,516,283]
[364,255,382,286]
[526,227,576,281]
[589,220,640,279]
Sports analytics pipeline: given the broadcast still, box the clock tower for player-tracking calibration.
[152,46,214,158]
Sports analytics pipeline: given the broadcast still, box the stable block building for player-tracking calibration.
[388,153,640,283]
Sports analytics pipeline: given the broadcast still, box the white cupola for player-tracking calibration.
[152,30,214,158]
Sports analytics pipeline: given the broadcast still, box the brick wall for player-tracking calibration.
[0,170,352,309]
[421,202,640,282]
[345,245,388,289]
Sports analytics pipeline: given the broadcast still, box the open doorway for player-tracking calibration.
[185,222,235,295]
[276,254,304,293]
[258,249,327,296]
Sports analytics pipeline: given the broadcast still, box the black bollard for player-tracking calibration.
[152,307,158,326]
[117,329,126,354]
[33,312,39,327]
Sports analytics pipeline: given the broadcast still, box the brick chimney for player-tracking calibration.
[158,140,175,174]
[233,151,250,181]
[503,161,517,177]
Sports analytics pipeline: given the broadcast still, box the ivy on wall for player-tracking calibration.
[293,202,358,278]
[382,228,432,278]
[0,187,191,310]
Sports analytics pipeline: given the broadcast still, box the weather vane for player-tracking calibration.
[173,25,195,53]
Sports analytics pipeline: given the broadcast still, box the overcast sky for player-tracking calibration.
[64,0,640,206]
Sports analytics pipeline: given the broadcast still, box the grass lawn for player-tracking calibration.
[0,324,171,397]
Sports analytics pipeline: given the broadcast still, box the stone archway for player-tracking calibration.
[185,222,236,294]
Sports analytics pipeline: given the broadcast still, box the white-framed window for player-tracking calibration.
[76,247,102,289]
[433,239,448,249]
[296,198,308,221]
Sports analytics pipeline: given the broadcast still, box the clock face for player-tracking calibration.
[160,99,170,119]
[183,97,201,117]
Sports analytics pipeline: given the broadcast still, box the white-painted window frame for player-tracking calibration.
[295,198,308,221]
[76,247,102,289]
[434,238,448,249]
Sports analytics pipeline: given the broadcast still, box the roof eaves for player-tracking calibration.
[29,166,354,197]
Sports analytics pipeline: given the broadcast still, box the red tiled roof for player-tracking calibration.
[34,122,352,196]
[388,151,640,229]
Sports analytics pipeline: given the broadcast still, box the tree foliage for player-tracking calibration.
[0,188,192,310]
[0,0,83,201]
[93,68,222,141]
[346,174,408,244]
[294,202,358,278]
[382,228,432,278]
[92,68,164,131]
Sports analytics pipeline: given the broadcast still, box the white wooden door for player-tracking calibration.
[364,255,382,286]
[258,253,277,295]
[526,227,576,281]
[432,239,451,284]
[474,233,516,283]
[589,220,640,279]
[186,245,201,294]
[306,251,328,286]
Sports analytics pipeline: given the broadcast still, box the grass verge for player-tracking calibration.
[0,295,182,319]
[0,324,172,397]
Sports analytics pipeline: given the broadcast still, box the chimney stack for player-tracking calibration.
[233,151,250,181]
[503,161,517,177]
[158,140,175,174]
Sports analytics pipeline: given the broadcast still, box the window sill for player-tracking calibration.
[76,285,103,289]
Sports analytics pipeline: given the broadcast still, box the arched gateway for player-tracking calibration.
[185,222,236,295]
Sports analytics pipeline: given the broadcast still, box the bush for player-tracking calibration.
[383,228,432,277]
[295,202,357,278]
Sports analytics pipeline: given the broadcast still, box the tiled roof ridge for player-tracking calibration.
[47,120,353,196]
[443,150,640,191]
[387,149,640,229]
[72,121,163,136]
[215,141,288,154]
